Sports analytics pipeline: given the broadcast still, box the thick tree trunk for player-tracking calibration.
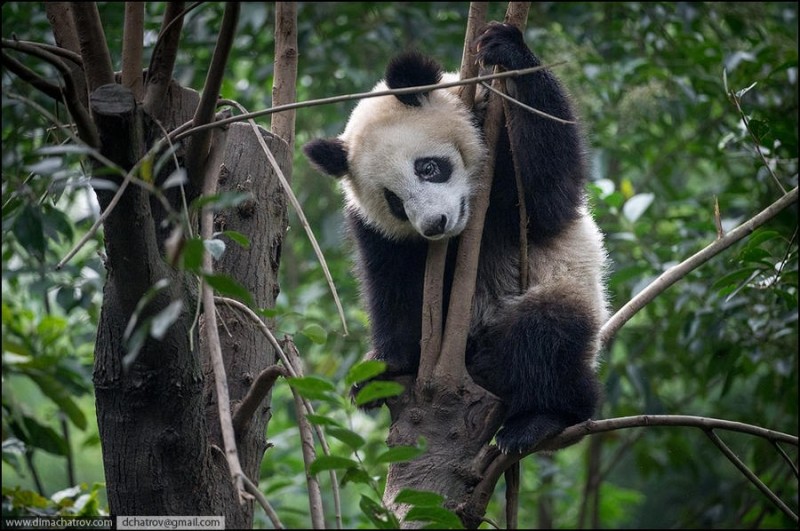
[91,82,288,526]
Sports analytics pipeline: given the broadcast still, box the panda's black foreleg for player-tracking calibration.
[467,295,601,454]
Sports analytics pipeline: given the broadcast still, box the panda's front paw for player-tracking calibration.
[495,413,569,454]
[474,22,534,72]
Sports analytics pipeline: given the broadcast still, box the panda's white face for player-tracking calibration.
[338,81,486,242]
[343,122,475,241]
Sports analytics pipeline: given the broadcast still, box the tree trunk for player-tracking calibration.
[91,81,288,526]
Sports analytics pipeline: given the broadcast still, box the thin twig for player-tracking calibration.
[221,99,349,335]
[2,38,98,147]
[705,429,797,522]
[213,296,343,528]
[241,474,285,529]
[481,81,576,124]
[200,129,247,501]
[599,186,798,346]
[728,89,787,194]
[284,340,327,529]
[475,414,799,511]
[173,64,559,142]
[0,51,63,100]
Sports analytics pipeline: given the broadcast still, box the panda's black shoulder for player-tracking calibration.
[385,51,443,107]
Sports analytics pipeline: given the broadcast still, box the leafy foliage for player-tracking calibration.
[2,2,797,529]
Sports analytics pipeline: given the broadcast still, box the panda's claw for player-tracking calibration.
[495,413,570,454]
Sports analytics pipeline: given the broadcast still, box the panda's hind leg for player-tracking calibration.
[467,290,602,454]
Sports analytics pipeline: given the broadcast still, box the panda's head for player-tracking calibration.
[303,52,486,241]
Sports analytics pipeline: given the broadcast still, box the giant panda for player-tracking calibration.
[303,22,609,454]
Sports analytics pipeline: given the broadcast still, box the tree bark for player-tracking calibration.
[91,81,288,526]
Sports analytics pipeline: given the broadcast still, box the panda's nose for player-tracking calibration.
[423,215,448,237]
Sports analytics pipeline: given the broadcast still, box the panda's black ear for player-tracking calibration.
[385,51,443,107]
[303,138,349,178]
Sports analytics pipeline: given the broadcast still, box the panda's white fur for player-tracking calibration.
[304,23,609,453]
[338,73,486,241]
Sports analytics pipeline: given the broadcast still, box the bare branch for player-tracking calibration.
[1,51,62,100]
[2,38,98,147]
[284,340,327,529]
[172,64,555,143]
[271,1,298,156]
[436,1,530,384]
[241,474,285,529]
[199,129,247,501]
[481,81,576,124]
[143,2,186,119]
[417,2,487,385]
[475,414,799,513]
[232,365,288,438]
[45,3,80,55]
[600,186,798,346]
[122,2,145,100]
[705,430,797,522]
[186,2,240,192]
[219,99,349,336]
[69,2,114,91]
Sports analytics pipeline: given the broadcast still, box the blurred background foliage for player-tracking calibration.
[2,2,797,528]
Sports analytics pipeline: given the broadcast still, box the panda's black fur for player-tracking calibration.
[304,23,608,453]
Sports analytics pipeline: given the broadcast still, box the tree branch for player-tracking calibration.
[1,38,98,147]
[271,1,298,157]
[436,2,530,383]
[232,365,288,438]
[417,2,487,385]
[474,414,799,516]
[172,64,554,142]
[143,2,185,120]
[69,2,114,91]
[186,2,240,193]
[122,2,145,101]
[199,129,247,501]
[1,51,63,100]
[599,186,798,346]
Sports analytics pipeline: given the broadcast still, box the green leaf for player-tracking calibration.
[150,300,183,340]
[354,380,405,406]
[326,426,366,450]
[192,191,252,212]
[359,495,399,529]
[305,414,343,428]
[340,467,372,487]
[204,239,226,260]
[162,168,188,189]
[301,323,328,344]
[376,444,424,464]
[622,193,655,223]
[12,204,45,261]
[345,359,387,386]
[219,230,251,249]
[308,455,359,475]
[287,376,336,400]
[12,414,69,456]
[182,238,205,271]
[394,488,445,507]
[29,373,87,430]
[203,273,255,308]
[404,506,464,529]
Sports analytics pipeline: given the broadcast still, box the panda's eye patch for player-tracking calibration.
[414,157,452,183]
[383,188,408,221]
